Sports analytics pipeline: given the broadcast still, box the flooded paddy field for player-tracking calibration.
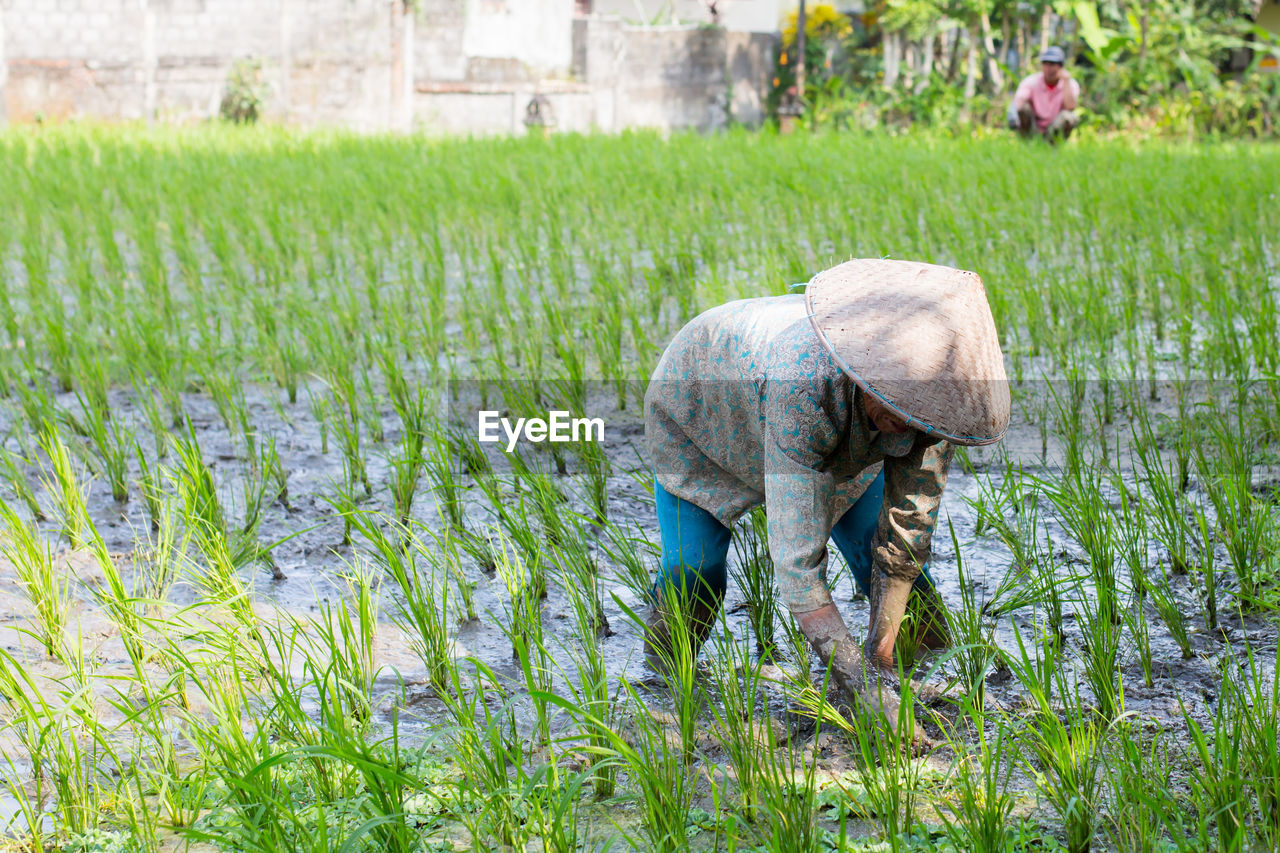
[0,127,1277,851]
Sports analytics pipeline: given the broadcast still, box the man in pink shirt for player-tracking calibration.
[1007,46,1081,141]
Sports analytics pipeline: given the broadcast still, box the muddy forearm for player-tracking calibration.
[866,569,914,669]
[795,603,864,692]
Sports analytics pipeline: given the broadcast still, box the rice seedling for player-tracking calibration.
[84,523,148,668]
[937,703,1019,852]
[0,643,120,844]
[521,761,598,853]
[1005,622,1106,853]
[305,560,382,724]
[254,433,291,510]
[541,671,700,853]
[499,492,551,600]
[0,501,71,656]
[553,514,609,638]
[387,428,424,527]
[0,444,44,520]
[750,716,826,853]
[508,448,568,546]
[1075,565,1127,722]
[309,389,331,456]
[966,462,1045,618]
[38,426,91,548]
[793,664,930,852]
[1183,663,1248,852]
[730,506,778,659]
[1042,468,1121,626]
[1195,417,1273,608]
[600,516,661,601]
[72,389,133,503]
[629,576,707,763]
[347,511,455,694]
[1046,370,1088,484]
[556,551,620,798]
[1148,559,1195,659]
[321,366,372,498]
[1133,409,1194,576]
[438,658,535,849]
[329,458,362,547]
[87,544,196,833]
[496,531,557,746]
[1236,644,1280,848]
[579,433,610,525]
[1190,496,1221,634]
[12,375,59,435]
[942,521,999,709]
[435,526,478,623]
[134,438,166,531]
[448,421,492,483]
[172,423,281,578]
[705,618,778,826]
[179,514,259,638]
[1112,470,1156,686]
[181,648,349,849]
[422,424,466,532]
[1100,719,1178,853]
[202,360,256,459]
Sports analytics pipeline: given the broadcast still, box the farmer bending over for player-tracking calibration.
[643,258,1010,732]
[1007,46,1081,142]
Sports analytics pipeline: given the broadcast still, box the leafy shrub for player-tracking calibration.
[219,57,266,125]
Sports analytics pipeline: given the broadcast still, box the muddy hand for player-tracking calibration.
[858,654,938,753]
[797,602,932,751]
[797,606,870,705]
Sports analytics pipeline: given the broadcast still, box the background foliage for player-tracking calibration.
[771,0,1280,137]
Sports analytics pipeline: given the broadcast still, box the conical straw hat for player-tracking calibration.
[804,258,1010,446]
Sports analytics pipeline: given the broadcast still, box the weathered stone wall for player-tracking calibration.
[611,24,772,130]
[591,0,783,33]
[0,0,774,133]
[1,0,396,127]
[415,0,574,85]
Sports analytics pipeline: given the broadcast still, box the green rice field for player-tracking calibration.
[0,125,1277,851]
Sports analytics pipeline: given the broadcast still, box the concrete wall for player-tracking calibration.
[460,0,574,77]
[416,0,573,84]
[591,22,771,130]
[414,20,772,135]
[0,0,775,133]
[592,0,783,33]
[2,0,398,128]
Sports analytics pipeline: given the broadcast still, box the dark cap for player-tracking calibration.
[1040,46,1066,64]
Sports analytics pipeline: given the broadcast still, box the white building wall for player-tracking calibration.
[461,0,575,75]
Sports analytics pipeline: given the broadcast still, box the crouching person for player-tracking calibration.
[1008,46,1081,142]
[641,258,1011,738]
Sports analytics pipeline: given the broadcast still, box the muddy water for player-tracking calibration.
[1,377,1277,843]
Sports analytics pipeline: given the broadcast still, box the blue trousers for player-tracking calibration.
[651,471,936,609]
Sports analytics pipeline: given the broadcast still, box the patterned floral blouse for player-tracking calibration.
[644,294,954,614]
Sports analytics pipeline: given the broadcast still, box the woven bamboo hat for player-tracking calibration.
[804,258,1010,446]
